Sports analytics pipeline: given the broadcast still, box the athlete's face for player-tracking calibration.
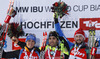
[26,39,35,49]
[49,36,58,47]
[74,34,84,44]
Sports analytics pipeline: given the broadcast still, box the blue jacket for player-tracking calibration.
[55,22,74,49]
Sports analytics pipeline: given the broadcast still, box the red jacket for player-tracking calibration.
[69,47,87,59]
[69,43,89,59]
[19,49,39,59]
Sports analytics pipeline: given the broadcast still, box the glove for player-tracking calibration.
[4,8,16,23]
[4,0,17,23]
[53,12,58,19]
[91,47,97,56]
[53,12,59,24]
[41,46,45,51]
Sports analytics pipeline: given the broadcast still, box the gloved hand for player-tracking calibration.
[4,0,17,23]
[53,12,59,24]
[41,46,45,51]
[91,47,97,56]
[11,36,19,44]
[53,12,58,19]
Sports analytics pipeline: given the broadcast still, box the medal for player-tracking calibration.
[50,51,54,55]
[48,46,57,59]
[74,44,82,59]
[25,48,34,59]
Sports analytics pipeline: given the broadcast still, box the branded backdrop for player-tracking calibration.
[0,0,100,51]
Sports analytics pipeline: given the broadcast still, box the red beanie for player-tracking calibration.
[74,28,85,40]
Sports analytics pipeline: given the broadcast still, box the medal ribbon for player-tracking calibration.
[25,48,34,59]
[48,46,57,59]
[74,44,82,58]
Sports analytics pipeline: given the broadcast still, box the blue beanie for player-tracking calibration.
[26,34,36,43]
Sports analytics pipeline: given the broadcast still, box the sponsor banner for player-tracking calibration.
[12,38,25,50]
[0,0,100,51]
[80,18,100,30]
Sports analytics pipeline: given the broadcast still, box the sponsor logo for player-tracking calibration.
[80,18,100,30]
[71,50,85,57]
[12,38,25,50]
[24,56,38,59]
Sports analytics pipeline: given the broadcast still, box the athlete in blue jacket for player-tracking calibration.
[54,13,89,59]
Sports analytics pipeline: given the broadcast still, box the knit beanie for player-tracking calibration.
[26,34,36,43]
[74,28,85,40]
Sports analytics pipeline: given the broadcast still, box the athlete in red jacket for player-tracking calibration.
[54,12,90,59]
[2,34,40,59]
[44,31,69,59]
[13,31,69,59]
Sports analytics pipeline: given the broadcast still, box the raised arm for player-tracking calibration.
[11,36,26,48]
[54,13,74,48]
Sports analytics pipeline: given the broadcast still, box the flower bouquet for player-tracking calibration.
[7,23,24,38]
[51,0,69,18]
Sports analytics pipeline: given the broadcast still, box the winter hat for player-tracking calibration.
[49,31,59,40]
[26,34,36,43]
[74,28,85,40]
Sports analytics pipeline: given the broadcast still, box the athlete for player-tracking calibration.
[54,12,90,59]
[2,34,40,59]
[12,31,70,59]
